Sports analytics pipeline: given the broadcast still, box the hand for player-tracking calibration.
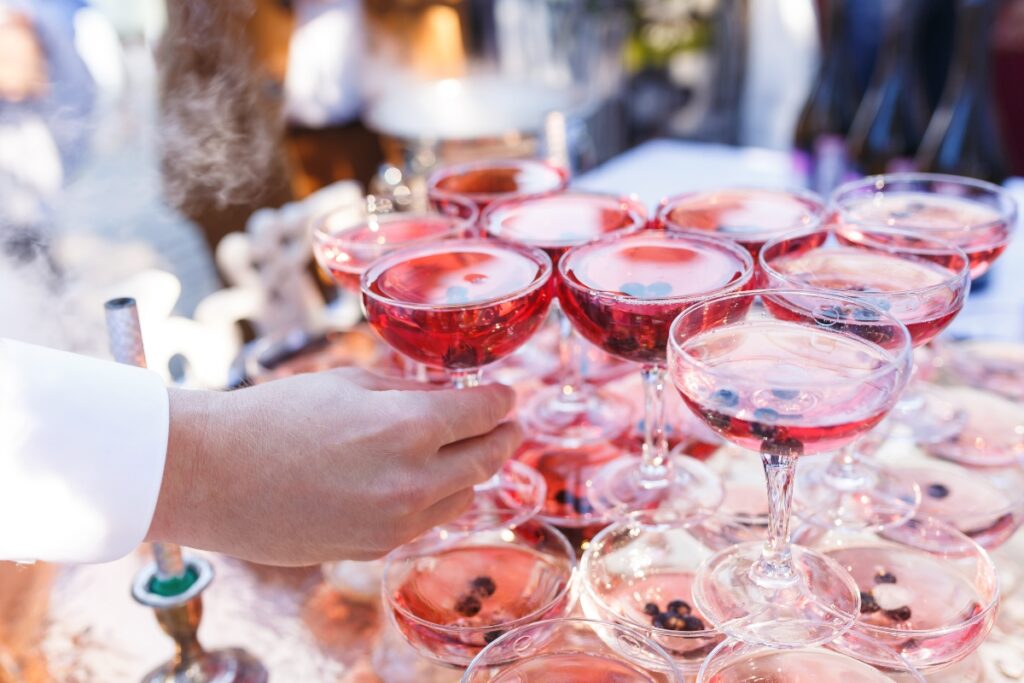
[151,368,522,566]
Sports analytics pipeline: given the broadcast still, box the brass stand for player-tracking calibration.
[132,555,267,683]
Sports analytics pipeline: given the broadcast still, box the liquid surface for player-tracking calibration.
[662,189,821,245]
[564,234,747,299]
[490,652,657,683]
[671,320,902,454]
[706,649,896,682]
[487,193,642,251]
[843,192,1002,231]
[433,161,566,198]
[369,244,543,306]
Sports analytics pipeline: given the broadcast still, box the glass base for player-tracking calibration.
[692,542,859,647]
[588,454,724,524]
[521,384,633,447]
[141,648,268,683]
[794,456,921,530]
[890,386,966,445]
[466,460,547,527]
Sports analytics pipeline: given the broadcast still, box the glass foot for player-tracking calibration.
[692,542,859,647]
[521,384,633,447]
[466,460,547,527]
[794,455,921,530]
[588,454,724,524]
[141,648,268,683]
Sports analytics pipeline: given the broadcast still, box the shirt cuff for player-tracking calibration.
[0,339,169,563]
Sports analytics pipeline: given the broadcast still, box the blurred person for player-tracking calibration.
[0,338,522,566]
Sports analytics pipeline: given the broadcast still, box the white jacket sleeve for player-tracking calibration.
[0,338,169,563]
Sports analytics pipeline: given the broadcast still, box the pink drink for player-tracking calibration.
[390,545,573,664]
[491,653,658,682]
[837,192,1011,278]
[314,214,466,290]
[656,188,825,257]
[670,320,904,455]
[485,191,648,263]
[362,241,552,369]
[429,159,569,217]
[705,650,897,682]
[558,232,751,365]
[764,246,965,346]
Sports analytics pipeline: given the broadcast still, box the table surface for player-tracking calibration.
[22,140,1024,682]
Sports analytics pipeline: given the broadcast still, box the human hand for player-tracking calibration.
[151,368,522,565]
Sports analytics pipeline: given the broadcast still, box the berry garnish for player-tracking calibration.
[484,630,506,643]
[926,483,950,499]
[470,576,497,598]
[573,498,595,515]
[860,591,880,614]
[852,307,881,322]
[712,389,740,407]
[554,489,575,505]
[643,602,660,617]
[874,570,898,585]
[762,436,803,457]
[682,615,705,631]
[771,388,799,400]
[667,599,691,615]
[454,594,482,617]
[645,281,672,298]
[661,614,687,630]
[619,282,646,298]
[652,612,669,629]
[885,606,912,622]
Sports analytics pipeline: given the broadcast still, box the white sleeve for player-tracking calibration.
[0,338,169,563]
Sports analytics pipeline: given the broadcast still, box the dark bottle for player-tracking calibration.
[846,0,932,175]
[916,0,1009,183]
[794,0,862,194]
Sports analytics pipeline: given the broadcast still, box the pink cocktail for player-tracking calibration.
[557,231,754,522]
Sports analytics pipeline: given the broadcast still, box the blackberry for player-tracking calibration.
[454,594,482,617]
[470,576,497,598]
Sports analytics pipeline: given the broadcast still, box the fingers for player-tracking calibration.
[332,367,435,392]
[406,487,476,534]
[426,421,524,499]
[414,383,517,445]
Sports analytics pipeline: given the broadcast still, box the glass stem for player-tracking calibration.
[556,303,585,402]
[450,368,483,389]
[639,365,670,484]
[754,453,797,587]
[824,440,869,490]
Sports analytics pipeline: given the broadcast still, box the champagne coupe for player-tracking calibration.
[668,289,913,646]
[698,633,926,682]
[656,187,826,283]
[361,238,554,521]
[462,618,683,682]
[803,517,999,673]
[557,231,755,522]
[428,158,569,233]
[484,190,647,446]
[830,173,1018,446]
[760,226,970,529]
[383,510,576,669]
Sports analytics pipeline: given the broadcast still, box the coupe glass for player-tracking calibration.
[557,231,755,522]
[484,190,647,446]
[668,289,913,646]
[361,238,554,522]
[760,226,970,529]
[428,158,569,233]
[830,173,1018,446]
[462,618,683,682]
[382,510,576,669]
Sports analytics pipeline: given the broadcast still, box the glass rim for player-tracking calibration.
[830,172,1019,235]
[461,617,683,680]
[311,204,476,254]
[481,190,649,249]
[579,520,720,638]
[360,237,553,312]
[759,225,972,302]
[667,287,915,390]
[655,186,827,242]
[382,515,578,637]
[557,230,756,306]
[426,157,570,205]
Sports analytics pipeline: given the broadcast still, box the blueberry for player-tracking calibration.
[554,489,575,505]
[573,498,595,515]
[619,282,646,298]
[860,591,880,614]
[667,599,691,615]
[753,407,780,423]
[682,615,705,631]
[771,388,799,400]
[874,571,898,585]
[484,630,506,644]
[926,483,950,499]
[853,307,881,322]
[751,408,781,439]
[652,612,669,629]
[643,602,660,617]
[470,576,497,598]
[885,606,912,622]
[645,281,673,298]
[445,285,470,304]
[816,304,846,324]
[455,594,482,617]
[712,389,740,407]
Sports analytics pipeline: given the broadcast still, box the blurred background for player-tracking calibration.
[1,0,1022,350]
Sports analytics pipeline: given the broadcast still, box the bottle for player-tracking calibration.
[793,0,860,194]
[916,0,1009,184]
[846,0,931,175]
